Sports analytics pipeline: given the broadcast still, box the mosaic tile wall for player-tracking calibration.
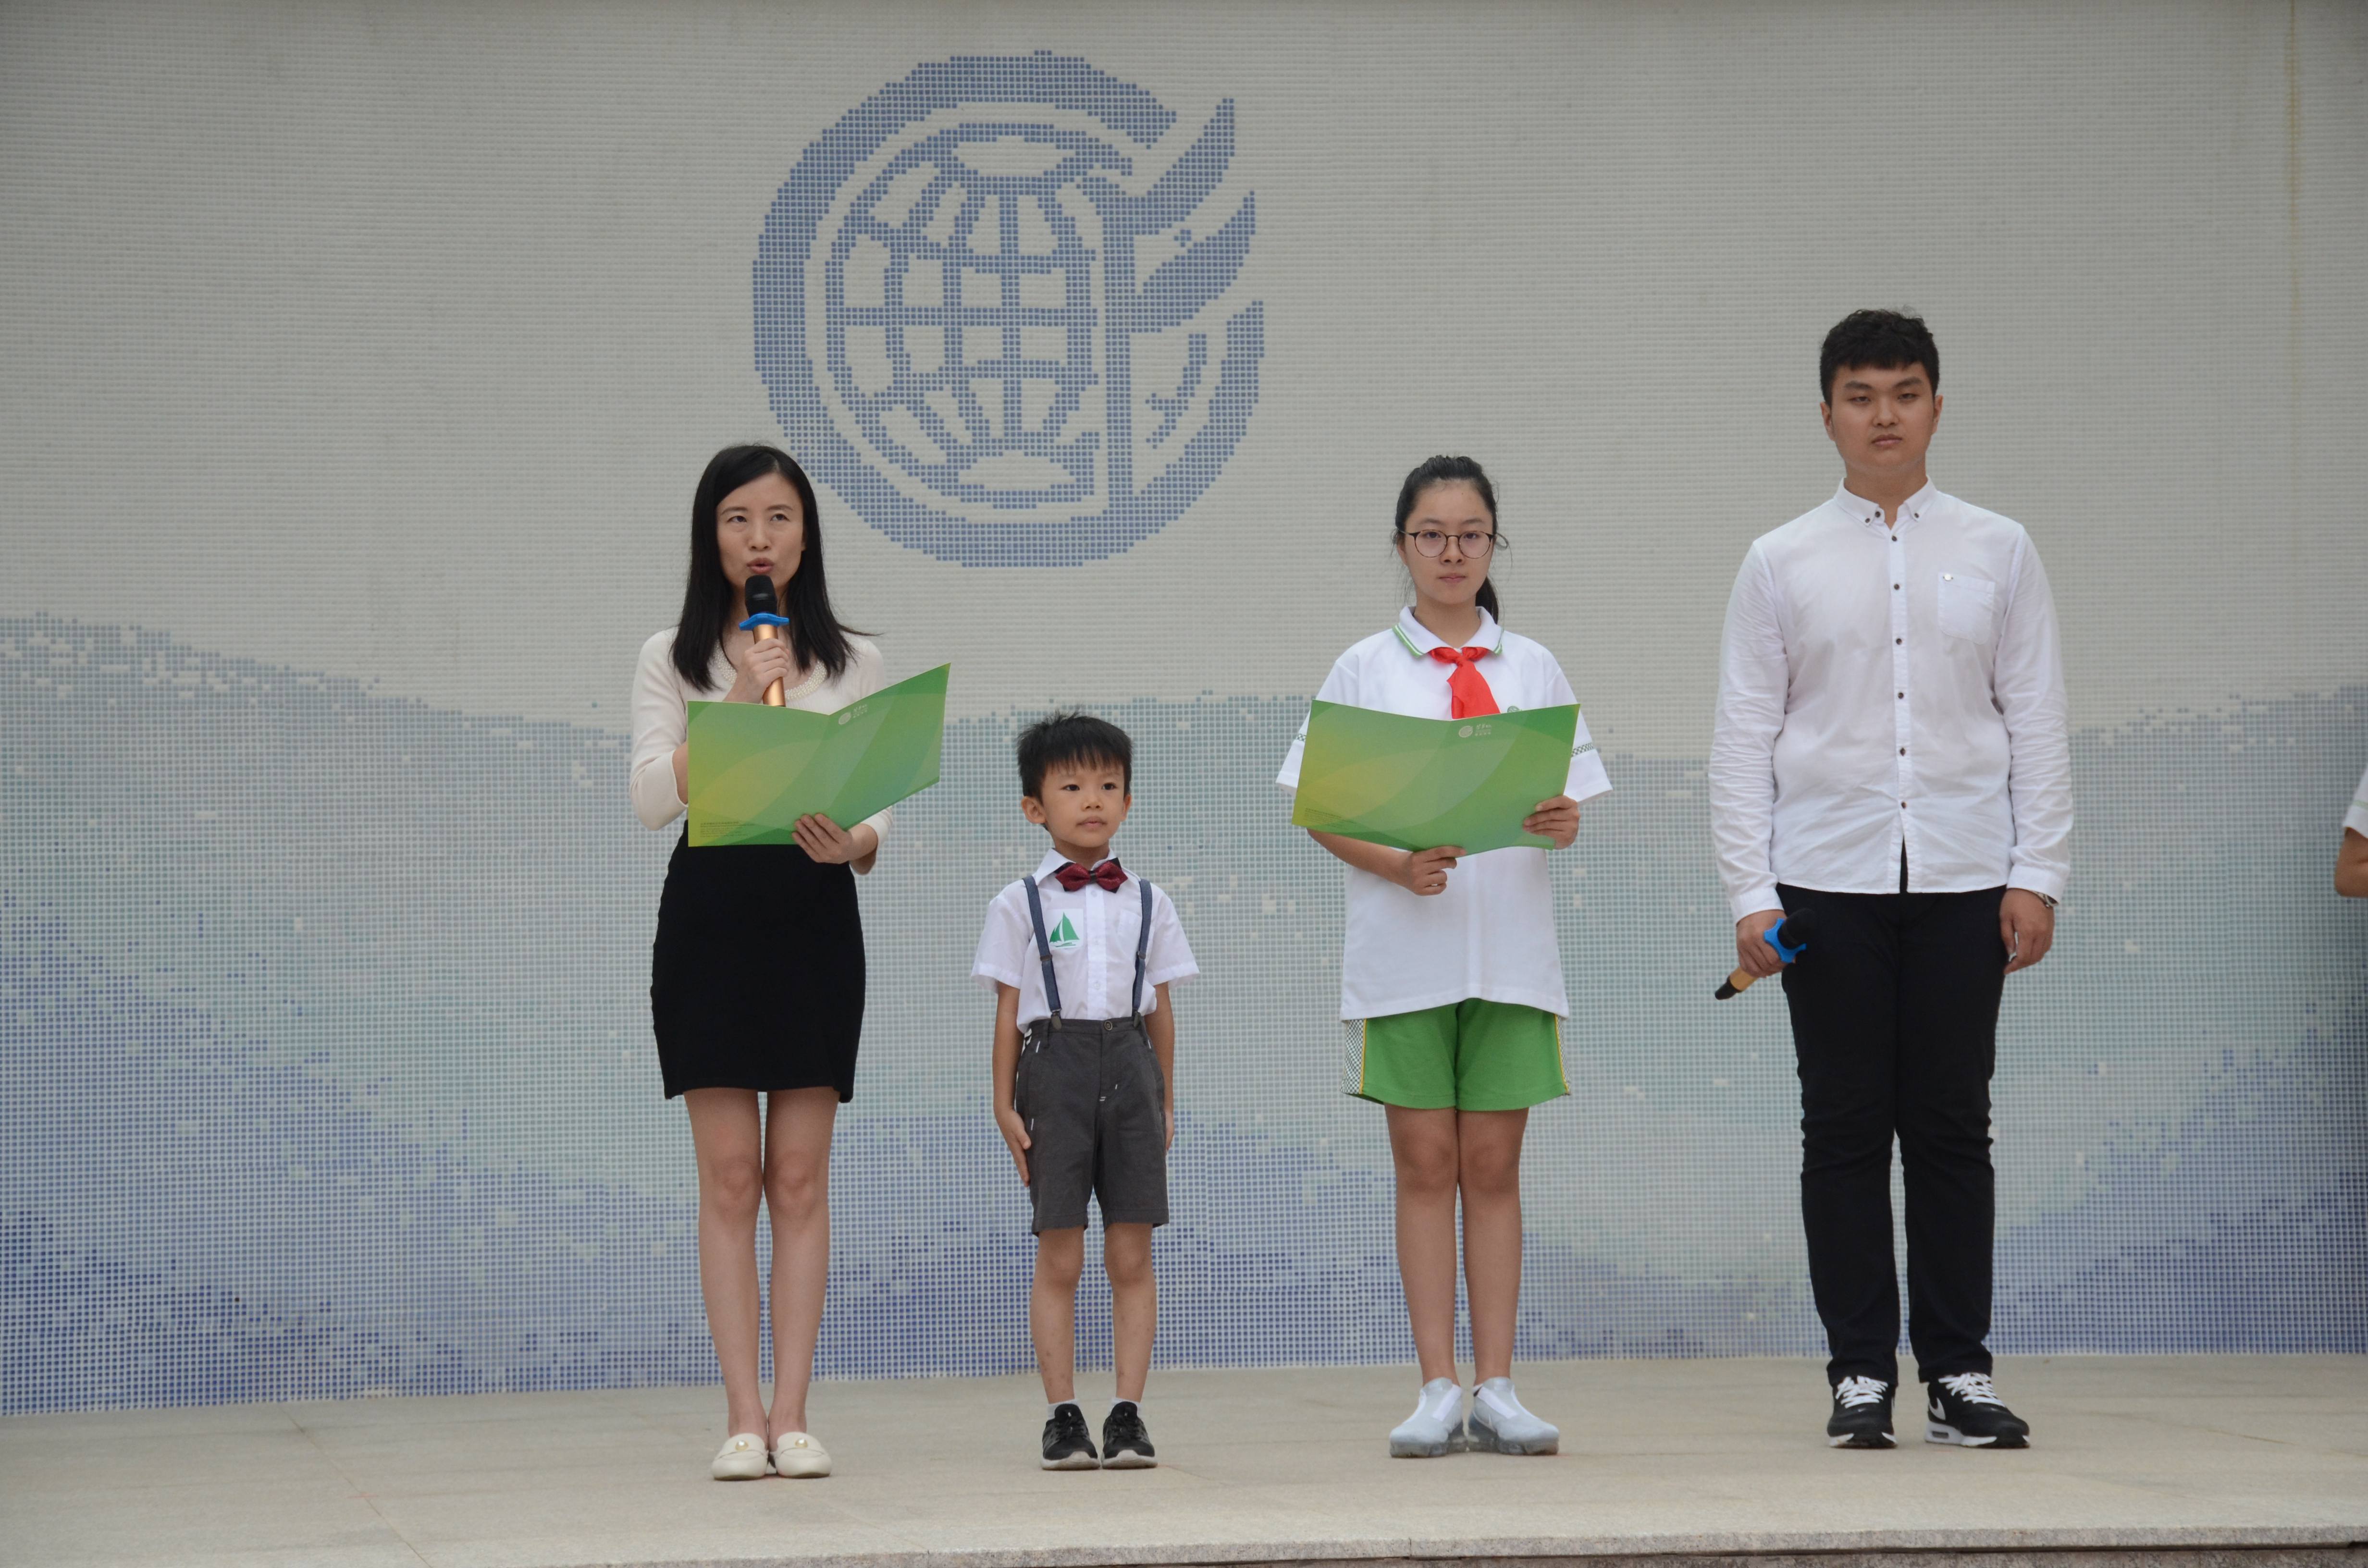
[3,3,2364,1413]
[4,621,2362,1410]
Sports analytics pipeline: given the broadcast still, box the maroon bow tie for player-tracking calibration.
[1053,859,1127,894]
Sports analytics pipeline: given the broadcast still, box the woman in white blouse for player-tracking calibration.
[629,445,891,1481]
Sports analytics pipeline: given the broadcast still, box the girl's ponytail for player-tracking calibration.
[1393,454,1505,621]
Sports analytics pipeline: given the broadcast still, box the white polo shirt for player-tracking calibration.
[973,851,1199,1028]
[2346,761,2368,840]
[1278,608,1613,1021]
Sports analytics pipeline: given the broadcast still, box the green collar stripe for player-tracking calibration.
[1394,621,1505,657]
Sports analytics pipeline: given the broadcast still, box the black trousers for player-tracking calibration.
[1776,879,2008,1387]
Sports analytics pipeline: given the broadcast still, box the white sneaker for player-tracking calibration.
[1388,1376,1466,1458]
[771,1431,832,1478]
[711,1432,770,1480]
[1467,1377,1559,1455]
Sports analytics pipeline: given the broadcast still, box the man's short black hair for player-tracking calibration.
[1821,309,1939,404]
[1017,710,1133,799]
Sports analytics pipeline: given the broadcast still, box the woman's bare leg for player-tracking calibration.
[684,1089,766,1438]
[762,1086,839,1439]
[1386,1104,1463,1385]
[1456,1107,1529,1384]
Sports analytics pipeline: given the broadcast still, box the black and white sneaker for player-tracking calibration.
[1100,1401,1156,1469]
[1925,1372,2030,1448]
[1041,1402,1098,1470]
[1825,1375,1896,1448]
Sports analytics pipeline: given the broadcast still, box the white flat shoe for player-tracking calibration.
[771,1431,831,1478]
[712,1432,770,1480]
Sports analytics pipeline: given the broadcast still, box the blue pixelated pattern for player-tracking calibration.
[755,53,1263,566]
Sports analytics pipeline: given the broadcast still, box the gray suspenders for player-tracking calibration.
[1022,870,1154,1028]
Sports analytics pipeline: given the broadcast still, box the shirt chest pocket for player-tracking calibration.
[1937,571,1998,643]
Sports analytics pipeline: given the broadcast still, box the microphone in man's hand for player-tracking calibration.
[1714,906,1816,999]
[740,576,789,707]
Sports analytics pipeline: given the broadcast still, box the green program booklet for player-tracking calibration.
[686,663,949,847]
[1289,699,1579,854]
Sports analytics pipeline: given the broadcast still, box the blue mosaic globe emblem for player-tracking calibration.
[756,53,1263,566]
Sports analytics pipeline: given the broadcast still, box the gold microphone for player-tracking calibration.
[1714,906,1816,999]
[742,575,788,706]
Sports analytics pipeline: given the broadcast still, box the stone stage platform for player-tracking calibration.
[3,1355,2363,1568]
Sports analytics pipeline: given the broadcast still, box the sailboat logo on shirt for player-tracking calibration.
[1046,913,1082,951]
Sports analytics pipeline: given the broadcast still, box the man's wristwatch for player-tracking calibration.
[2032,892,2060,910]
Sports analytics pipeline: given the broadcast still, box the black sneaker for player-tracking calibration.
[1041,1402,1098,1470]
[1825,1375,1897,1448]
[1100,1401,1156,1469]
[1925,1372,2030,1448]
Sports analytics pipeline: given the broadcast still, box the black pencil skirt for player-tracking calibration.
[650,828,865,1101]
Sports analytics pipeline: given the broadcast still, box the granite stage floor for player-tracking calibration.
[2,1355,2364,1568]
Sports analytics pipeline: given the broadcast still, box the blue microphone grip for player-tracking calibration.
[1764,916,1809,965]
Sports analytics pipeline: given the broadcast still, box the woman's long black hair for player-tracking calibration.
[1394,454,1505,621]
[671,444,863,690]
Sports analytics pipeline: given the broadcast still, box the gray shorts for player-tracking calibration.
[1014,1016,1169,1234]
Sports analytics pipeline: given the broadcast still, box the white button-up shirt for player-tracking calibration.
[973,851,1198,1028]
[2346,761,2368,840]
[1709,481,2072,920]
[1280,608,1613,1020]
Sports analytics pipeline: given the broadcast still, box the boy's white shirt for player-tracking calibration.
[1277,607,1612,1021]
[973,850,1199,1027]
[2348,760,2368,840]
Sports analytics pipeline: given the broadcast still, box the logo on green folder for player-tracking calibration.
[1047,914,1081,951]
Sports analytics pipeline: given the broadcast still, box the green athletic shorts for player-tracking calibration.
[1344,999,1569,1111]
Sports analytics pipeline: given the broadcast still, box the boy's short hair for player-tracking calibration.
[1017,710,1133,798]
[1820,308,1939,404]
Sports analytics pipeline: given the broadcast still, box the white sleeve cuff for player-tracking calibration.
[1729,886,1784,923]
[2006,870,2068,904]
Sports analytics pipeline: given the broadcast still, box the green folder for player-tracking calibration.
[1289,699,1579,854]
[686,664,949,847]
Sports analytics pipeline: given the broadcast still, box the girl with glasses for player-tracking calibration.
[1277,455,1612,1458]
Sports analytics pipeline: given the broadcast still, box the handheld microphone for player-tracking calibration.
[1714,906,1816,999]
[739,576,789,707]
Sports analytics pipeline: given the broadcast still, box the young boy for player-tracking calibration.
[972,712,1197,1469]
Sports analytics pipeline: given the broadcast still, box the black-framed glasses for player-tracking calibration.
[1401,528,1497,558]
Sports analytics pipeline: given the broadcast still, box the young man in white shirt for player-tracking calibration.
[1709,310,2072,1451]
